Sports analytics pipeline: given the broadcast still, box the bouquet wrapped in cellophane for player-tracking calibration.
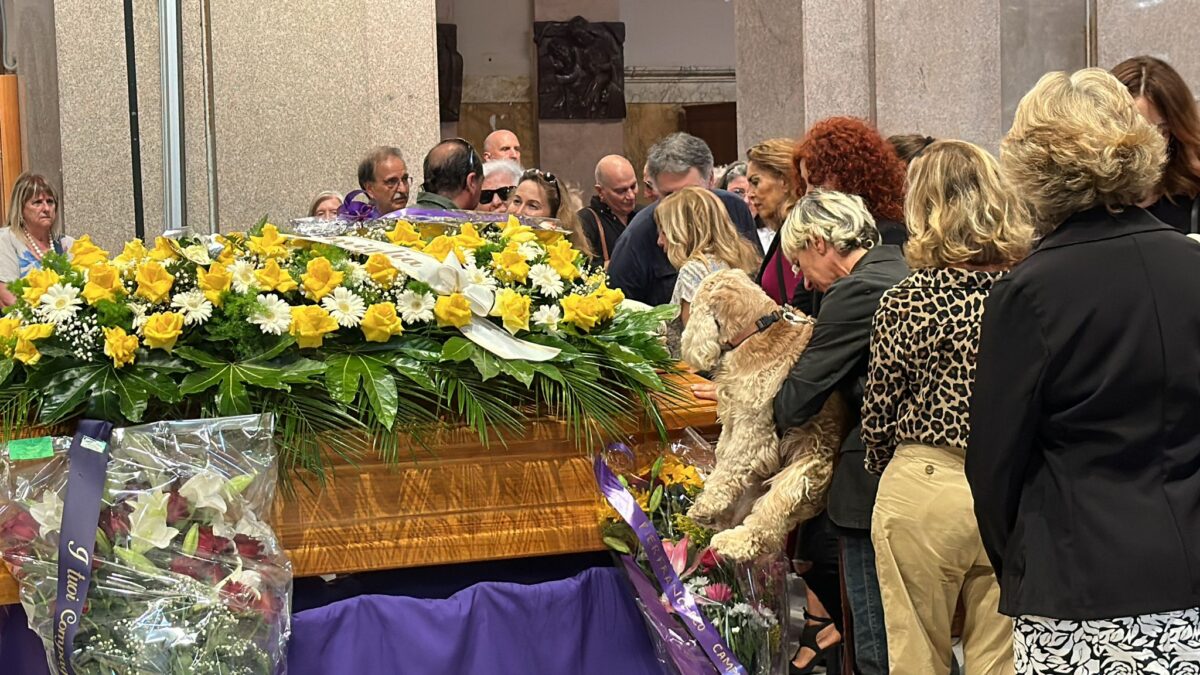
[596,431,789,675]
[0,415,291,674]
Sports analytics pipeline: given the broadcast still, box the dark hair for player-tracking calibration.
[1112,56,1200,198]
[887,134,937,164]
[423,139,484,197]
[794,117,907,223]
[357,146,405,189]
[717,162,749,190]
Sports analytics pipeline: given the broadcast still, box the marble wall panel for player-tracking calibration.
[802,0,873,129]
[1000,0,1087,134]
[734,0,806,155]
[1098,0,1200,90]
[11,0,64,208]
[624,103,684,203]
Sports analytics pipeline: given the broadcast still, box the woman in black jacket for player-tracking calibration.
[967,68,1200,674]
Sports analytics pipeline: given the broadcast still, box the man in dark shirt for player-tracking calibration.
[607,133,763,306]
[579,155,639,266]
[413,139,484,211]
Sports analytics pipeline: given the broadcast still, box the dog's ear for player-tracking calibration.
[681,294,722,372]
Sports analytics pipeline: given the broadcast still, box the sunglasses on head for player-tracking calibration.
[522,169,558,186]
[481,185,516,203]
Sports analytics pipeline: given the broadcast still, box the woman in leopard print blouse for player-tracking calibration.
[860,140,1034,675]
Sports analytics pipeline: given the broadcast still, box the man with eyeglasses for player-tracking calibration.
[358,146,412,215]
[414,138,484,211]
[478,159,522,214]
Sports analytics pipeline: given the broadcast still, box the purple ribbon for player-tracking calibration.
[54,419,114,675]
[338,190,380,222]
[595,445,747,675]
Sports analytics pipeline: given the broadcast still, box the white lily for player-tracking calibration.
[128,491,181,554]
[28,491,64,535]
[179,471,229,515]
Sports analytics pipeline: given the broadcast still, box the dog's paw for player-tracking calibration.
[710,527,768,562]
[686,496,726,527]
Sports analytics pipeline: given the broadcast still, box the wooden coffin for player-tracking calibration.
[0,373,716,605]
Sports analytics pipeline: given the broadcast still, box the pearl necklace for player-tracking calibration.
[20,227,50,261]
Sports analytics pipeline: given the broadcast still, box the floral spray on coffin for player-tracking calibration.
[596,431,790,675]
[0,414,291,675]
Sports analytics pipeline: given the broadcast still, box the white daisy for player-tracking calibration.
[171,289,214,326]
[343,262,368,288]
[249,294,292,335]
[38,283,83,325]
[518,241,542,262]
[228,259,257,293]
[130,302,150,332]
[321,287,366,328]
[532,304,561,331]
[464,264,497,290]
[528,264,564,298]
[396,290,436,324]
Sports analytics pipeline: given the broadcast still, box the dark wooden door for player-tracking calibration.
[682,102,738,166]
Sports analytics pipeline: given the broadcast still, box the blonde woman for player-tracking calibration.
[746,139,816,313]
[966,69,1200,674]
[0,173,75,306]
[655,186,759,358]
[862,140,1034,674]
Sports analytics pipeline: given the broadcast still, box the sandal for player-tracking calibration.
[790,612,840,674]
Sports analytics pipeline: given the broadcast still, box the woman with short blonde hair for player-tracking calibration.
[0,173,75,306]
[968,68,1200,675]
[781,189,880,259]
[863,139,1033,674]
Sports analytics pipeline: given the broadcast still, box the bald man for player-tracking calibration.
[482,130,522,164]
[578,154,640,267]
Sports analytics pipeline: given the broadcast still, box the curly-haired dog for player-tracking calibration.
[682,269,848,562]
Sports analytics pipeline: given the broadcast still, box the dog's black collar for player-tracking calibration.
[721,311,783,352]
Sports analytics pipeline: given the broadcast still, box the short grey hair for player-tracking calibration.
[782,189,880,258]
[646,132,714,183]
[483,159,522,185]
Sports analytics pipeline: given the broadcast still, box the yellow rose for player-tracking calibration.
[148,236,181,261]
[546,240,581,281]
[142,312,185,351]
[561,294,603,332]
[214,235,239,264]
[21,268,60,304]
[197,262,233,305]
[419,224,445,240]
[590,283,625,320]
[491,288,531,335]
[360,302,404,343]
[12,322,53,365]
[386,221,422,247]
[135,260,175,304]
[103,326,139,368]
[289,305,339,349]
[69,235,109,268]
[434,293,473,328]
[423,235,465,264]
[491,245,530,284]
[114,239,148,267]
[501,216,538,244]
[364,254,398,288]
[535,230,565,245]
[455,223,486,250]
[13,338,41,365]
[300,257,344,301]
[255,259,298,293]
[82,263,124,305]
[0,317,19,339]
[247,224,290,259]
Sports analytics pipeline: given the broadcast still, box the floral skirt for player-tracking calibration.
[1014,607,1200,674]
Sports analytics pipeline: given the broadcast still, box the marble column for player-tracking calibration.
[801,0,873,131]
[734,0,806,153]
[1000,0,1088,133]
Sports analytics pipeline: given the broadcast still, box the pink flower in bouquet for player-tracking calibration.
[0,510,39,543]
[167,490,191,525]
[699,547,722,572]
[197,526,232,558]
[662,535,702,579]
[701,583,733,603]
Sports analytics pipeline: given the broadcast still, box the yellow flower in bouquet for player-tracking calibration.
[114,239,148,267]
[289,305,338,348]
[69,235,109,268]
[491,288,531,335]
[300,256,344,301]
[22,268,60,304]
[12,323,52,365]
[424,235,466,264]
[659,455,704,490]
[148,236,181,262]
[491,244,530,283]
[143,312,184,351]
[455,223,486,250]
[434,293,473,328]
[0,317,19,340]
[255,259,298,293]
[135,260,175,304]
[361,302,404,342]
[214,234,240,264]
[386,221,422,248]
[591,283,625,321]
[82,263,124,305]
[103,326,139,368]
[546,240,581,281]
[420,224,446,240]
[247,224,290,259]
[561,294,604,332]
[364,254,398,288]
[501,217,537,244]
[197,262,233,305]
[535,230,565,245]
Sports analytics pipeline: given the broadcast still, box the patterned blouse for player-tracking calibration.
[664,257,731,360]
[862,267,1004,475]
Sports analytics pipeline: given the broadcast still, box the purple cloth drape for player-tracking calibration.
[0,567,665,675]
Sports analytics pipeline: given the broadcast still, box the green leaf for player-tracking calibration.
[246,336,297,363]
[469,348,500,381]
[95,527,111,556]
[182,524,199,556]
[648,484,664,513]
[0,360,14,386]
[400,337,443,362]
[179,368,226,395]
[600,341,648,366]
[173,346,225,368]
[134,350,192,374]
[441,337,476,362]
[228,474,255,494]
[40,364,108,423]
[387,355,438,391]
[649,456,665,485]
[603,536,632,555]
[324,354,399,427]
[217,372,251,416]
[361,363,399,429]
[498,359,535,388]
[114,547,159,574]
[529,362,565,384]
[126,367,183,404]
[112,370,150,422]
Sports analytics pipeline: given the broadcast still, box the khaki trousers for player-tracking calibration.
[871,443,1014,675]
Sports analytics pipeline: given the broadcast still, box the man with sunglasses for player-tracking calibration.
[359,146,412,215]
[478,159,522,213]
[414,138,484,211]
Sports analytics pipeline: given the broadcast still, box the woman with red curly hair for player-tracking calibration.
[794,117,909,246]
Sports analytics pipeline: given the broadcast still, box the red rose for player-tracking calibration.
[166,490,191,526]
[196,526,231,558]
[169,555,224,583]
[233,534,263,560]
[100,505,131,541]
[699,547,722,572]
[0,510,40,544]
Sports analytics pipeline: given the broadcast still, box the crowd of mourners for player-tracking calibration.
[3,55,1200,675]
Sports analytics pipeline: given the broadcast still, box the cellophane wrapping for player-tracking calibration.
[0,414,292,674]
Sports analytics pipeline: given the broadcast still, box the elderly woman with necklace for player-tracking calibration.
[0,173,74,306]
